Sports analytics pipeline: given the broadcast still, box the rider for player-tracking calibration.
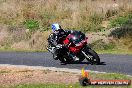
[48,23,79,61]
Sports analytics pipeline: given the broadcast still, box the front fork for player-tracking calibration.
[81,46,93,61]
[81,51,92,60]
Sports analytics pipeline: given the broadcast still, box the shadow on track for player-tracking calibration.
[60,62,106,65]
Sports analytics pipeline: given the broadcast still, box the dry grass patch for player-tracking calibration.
[0,66,79,87]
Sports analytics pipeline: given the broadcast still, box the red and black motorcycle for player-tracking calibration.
[47,31,100,64]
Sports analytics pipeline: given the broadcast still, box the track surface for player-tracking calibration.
[0,52,132,75]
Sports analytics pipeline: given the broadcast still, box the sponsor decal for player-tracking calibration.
[79,67,131,86]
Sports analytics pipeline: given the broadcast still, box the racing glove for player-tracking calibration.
[56,44,63,49]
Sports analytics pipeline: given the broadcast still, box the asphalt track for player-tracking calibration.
[0,52,132,75]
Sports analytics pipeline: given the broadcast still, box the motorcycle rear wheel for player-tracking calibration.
[58,56,72,64]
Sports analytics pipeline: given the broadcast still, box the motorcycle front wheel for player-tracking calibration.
[82,47,100,65]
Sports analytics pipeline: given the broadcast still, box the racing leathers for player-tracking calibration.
[48,29,72,60]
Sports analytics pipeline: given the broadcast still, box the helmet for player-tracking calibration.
[52,23,61,32]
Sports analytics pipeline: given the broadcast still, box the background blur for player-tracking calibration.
[0,0,132,52]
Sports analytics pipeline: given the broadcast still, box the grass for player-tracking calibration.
[0,47,132,55]
[96,49,132,55]
[0,0,132,51]
[0,68,131,88]
[5,83,131,88]
[0,0,132,32]
[2,72,132,88]
[16,70,34,73]
[23,20,39,31]
[89,40,117,50]
[0,47,47,52]
[0,0,132,54]
[110,13,132,28]
[0,70,10,74]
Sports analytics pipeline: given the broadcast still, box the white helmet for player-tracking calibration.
[52,23,62,32]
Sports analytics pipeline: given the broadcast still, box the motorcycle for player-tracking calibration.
[47,31,100,64]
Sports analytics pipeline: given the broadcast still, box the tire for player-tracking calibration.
[58,47,74,64]
[58,55,72,64]
[77,53,85,62]
[82,47,100,65]
[88,49,100,65]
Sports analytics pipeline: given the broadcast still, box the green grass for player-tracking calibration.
[6,82,132,88]
[0,70,10,74]
[0,47,132,55]
[23,20,39,31]
[110,13,132,27]
[5,82,132,88]
[9,84,71,88]
[0,47,47,52]
[96,49,132,55]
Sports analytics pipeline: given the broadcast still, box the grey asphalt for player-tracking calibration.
[0,52,132,75]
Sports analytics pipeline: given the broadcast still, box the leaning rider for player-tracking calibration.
[48,23,79,61]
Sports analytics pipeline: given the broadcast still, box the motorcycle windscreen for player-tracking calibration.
[69,31,85,44]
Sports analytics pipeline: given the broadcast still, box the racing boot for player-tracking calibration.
[73,56,79,61]
[53,48,59,60]
[53,54,58,60]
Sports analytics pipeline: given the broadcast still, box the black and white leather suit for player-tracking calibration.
[48,29,73,59]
